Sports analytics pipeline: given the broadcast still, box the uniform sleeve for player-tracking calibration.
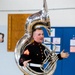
[57,54,63,60]
[19,48,30,66]
[19,54,26,66]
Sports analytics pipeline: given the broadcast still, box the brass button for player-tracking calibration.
[42,56,43,58]
[42,59,43,61]
[41,49,42,51]
[41,52,43,54]
[39,44,40,45]
[40,46,42,48]
[37,54,38,56]
[33,43,34,45]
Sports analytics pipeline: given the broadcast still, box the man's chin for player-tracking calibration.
[39,41,43,43]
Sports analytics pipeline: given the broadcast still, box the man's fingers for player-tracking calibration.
[61,50,64,54]
[27,60,31,63]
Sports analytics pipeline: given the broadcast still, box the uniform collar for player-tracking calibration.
[32,41,42,46]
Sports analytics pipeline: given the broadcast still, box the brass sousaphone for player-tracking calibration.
[14,0,58,75]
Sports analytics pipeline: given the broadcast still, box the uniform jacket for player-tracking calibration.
[19,41,62,72]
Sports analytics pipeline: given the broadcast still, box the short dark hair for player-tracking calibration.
[32,28,43,36]
[32,28,42,33]
[32,22,45,35]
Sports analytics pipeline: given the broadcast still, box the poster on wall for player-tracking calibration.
[53,45,60,52]
[50,28,55,37]
[44,37,51,44]
[53,37,61,44]
[70,46,75,52]
[70,39,75,52]
[45,45,51,50]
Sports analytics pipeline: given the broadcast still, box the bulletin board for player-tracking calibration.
[43,27,63,75]
[61,27,75,75]
[43,27,75,75]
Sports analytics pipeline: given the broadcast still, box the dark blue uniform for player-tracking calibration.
[19,41,62,72]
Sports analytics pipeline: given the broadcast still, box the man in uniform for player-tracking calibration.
[19,27,69,73]
[0,33,4,43]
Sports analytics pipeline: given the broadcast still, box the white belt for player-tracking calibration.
[29,63,42,67]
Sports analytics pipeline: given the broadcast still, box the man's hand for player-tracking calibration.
[60,50,69,58]
[23,60,31,67]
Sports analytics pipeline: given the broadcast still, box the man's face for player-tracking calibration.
[33,29,44,43]
[0,34,4,42]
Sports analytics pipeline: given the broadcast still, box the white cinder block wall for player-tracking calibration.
[0,0,75,75]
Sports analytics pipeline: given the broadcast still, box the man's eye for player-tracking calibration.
[42,34,44,35]
[38,34,41,36]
